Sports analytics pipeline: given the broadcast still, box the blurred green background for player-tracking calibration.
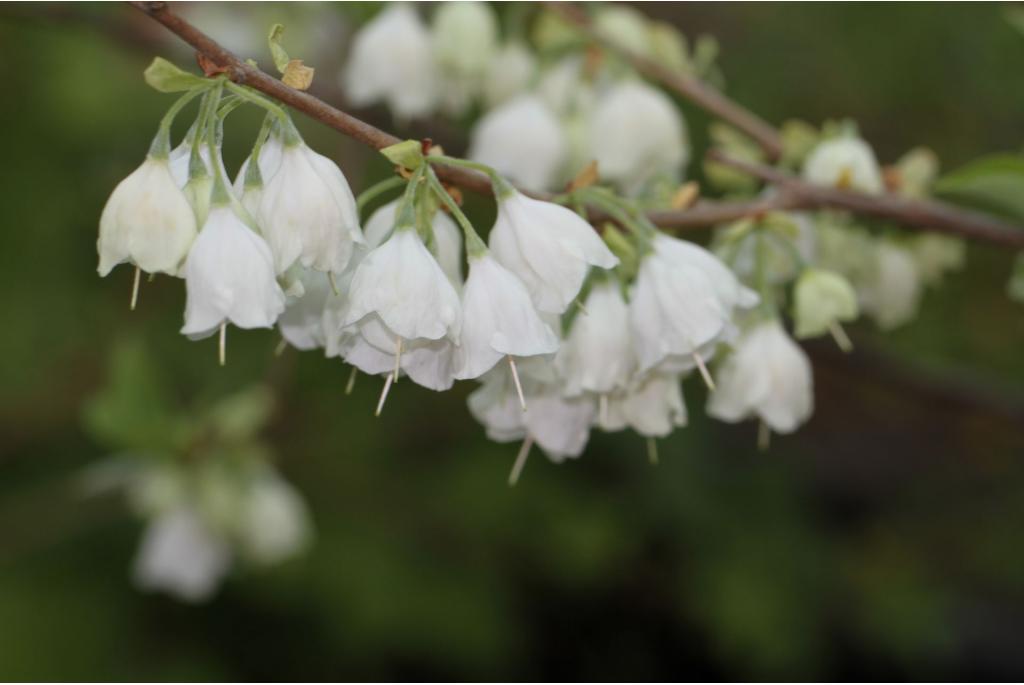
[2,2,1024,680]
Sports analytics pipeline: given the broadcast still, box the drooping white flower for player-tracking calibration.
[341,3,440,121]
[363,199,463,287]
[455,254,559,379]
[489,190,618,313]
[556,279,633,396]
[587,80,688,192]
[97,157,198,277]
[483,41,537,107]
[279,268,333,351]
[257,136,363,275]
[432,1,497,82]
[707,319,813,434]
[912,233,965,286]
[594,4,654,58]
[792,268,858,339]
[237,473,312,566]
[132,506,232,603]
[802,136,884,194]
[598,372,687,438]
[344,226,461,342]
[468,95,568,192]
[630,233,758,375]
[180,204,286,338]
[858,240,922,331]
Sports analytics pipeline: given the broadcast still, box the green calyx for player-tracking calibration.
[381,140,425,171]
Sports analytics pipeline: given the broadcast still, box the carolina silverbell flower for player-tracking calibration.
[802,136,884,195]
[97,155,197,281]
[586,80,689,193]
[597,372,688,439]
[257,120,363,276]
[707,318,814,438]
[483,41,537,108]
[630,233,759,385]
[431,1,498,113]
[555,278,634,397]
[278,268,333,351]
[792,268,859,347]
[488,185,619,313]
[857,239,923,331]
[363,198,463,287]
[468,94,568,192]
[341,3,440,121]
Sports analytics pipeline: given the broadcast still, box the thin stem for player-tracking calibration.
[224,79,289,124]
[425,167,487,257]
[149,85,208,158]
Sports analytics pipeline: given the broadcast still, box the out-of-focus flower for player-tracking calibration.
[598,372,687,438]
[483,41,537,107]
[133,506,232,603]
[792,268,859,339]
[802,136,884,194]
[858,240,923,331]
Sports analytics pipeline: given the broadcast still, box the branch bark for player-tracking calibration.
[128,1,1024,250]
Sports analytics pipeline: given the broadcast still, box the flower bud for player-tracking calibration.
[792,268,858,339]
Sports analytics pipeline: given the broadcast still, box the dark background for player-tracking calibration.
[1,2,1024,680]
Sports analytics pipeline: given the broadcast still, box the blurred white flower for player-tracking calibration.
[432,1,498,113]
[132,506,232,604]
[180,204,286,339]
[341,4,440,121]
[489,190,618,313]
[802,136,884,194]
[912,233,965,285]
[468,95,568,192]
[598,372,687,438]
[858,240,922,330]
[279,269,333,351]
[97,157,197,278]
[594,4,654,58]
[792,268,859,340]
[483,41,537,107]
[556,279,633,396]
[587,80,688,192]
[238,474,312,566]
[455,254,559,379]
[707,319,813,434]
[258,136,363,275]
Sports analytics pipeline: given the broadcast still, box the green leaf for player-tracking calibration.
[380,140,424,170]
[143,57,206,93]
[934,154,1024,221]
[268,23,290,74]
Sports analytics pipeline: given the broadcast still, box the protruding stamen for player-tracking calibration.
[274,338,288,357]
[829,321,854,353]
[218,322,227,367]
[508,356,526,412]
[692,351,716,391]
[345,366,358,395]
[130,266,141,311]
[599,394,609,427]
[375,373,394,417]
[758,420,771,452]
[646,436,659,465]
[509,435,533,486]
[393,336,403,384]
[327,271,340,296]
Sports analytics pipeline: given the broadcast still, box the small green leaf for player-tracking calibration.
[143,57,206,93]
[268,23,290,74]
[934,154,1024,222]
[380,140,424,170]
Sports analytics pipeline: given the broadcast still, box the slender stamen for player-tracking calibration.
[130,266,141,311]
[375,373,394,417]
[647,437,659,465]
[829,321,854,353]
[758,420,771,451]
[345,366,358,395]
[218,322,227,367]
[509,435,533,486]
[508,356,527,412]
[328,271,340,296]
[599,394,609,427]
[692,351,716,391]
[274,338,288,357]
[393,336,403,384]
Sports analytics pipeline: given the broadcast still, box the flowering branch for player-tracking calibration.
[128,1,1024,249]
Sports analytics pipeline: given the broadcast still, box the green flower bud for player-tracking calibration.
[793,268,858,339]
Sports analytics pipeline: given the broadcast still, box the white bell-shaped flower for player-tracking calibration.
[468,95,568,192]
[432,1,497,82]
[792,268,858,339]
[234,131,285,221]
[180,204,286,338]
[344,225,461,342]
[484,41,537,107]
[556,279,633,396]
[363,199,463,287]
[489,190,618,313]
[598,373,687,438]
[97,157,198,277]
[279,268,333,351]
[802,136,884,195]
[237,473,312,566]
[132,506,232,603]
[341,3,440,121]
[630,233,757,375]
[707,319,813,434]
[258,135,363,276]
[587,80,688,192]
[455,254,559,379]
[858,240,922,331]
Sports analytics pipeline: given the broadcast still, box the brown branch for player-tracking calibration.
[547,2,784,161]
[707,151,1024,250]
